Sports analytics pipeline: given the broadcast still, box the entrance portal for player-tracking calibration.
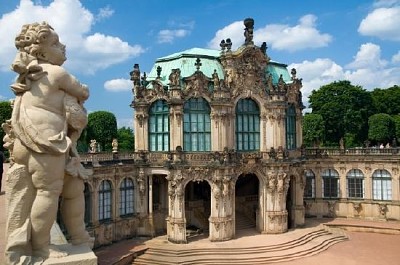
[235,174,259,232]
[152,175,168,234]
[184,181,211,239]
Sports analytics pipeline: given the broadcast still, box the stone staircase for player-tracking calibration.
[132,226,347,265]
[235,210,256,230]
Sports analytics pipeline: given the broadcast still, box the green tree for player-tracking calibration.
[117,127,135,151]
[368,113,395,145]
[302,113,325,147]
[87,111,118,151]
[371,85,400,115]
[392,115,400,145]
[0,101,13,152]
[309,80,373,147]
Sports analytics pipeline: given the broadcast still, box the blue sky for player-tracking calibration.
[1,0,400,128]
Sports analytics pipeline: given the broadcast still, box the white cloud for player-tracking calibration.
[104,78,132,92]
[208,15,332,52]
[346,43,387,69]
[358,7,400,41]
[157,29,191,44]
[96,6,114,21]
[117,118,134,129]
[289,58,345,108]
[373,0,400,8]
[290,43,400,110]
[207,21,244,50]
[392,51,400,63]
[0,0,145,74]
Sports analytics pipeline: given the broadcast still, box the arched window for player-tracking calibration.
[84,183,92,226]
[98,180,112,222]
[149,100,169,151]
[322,169,339,198]
[304,170,315,198]
[372,169,392,201]
[347,169,364,199]
[183,98,211,151]
[235,98,260,151]
[120,178,134,216]
[286,104,296,150]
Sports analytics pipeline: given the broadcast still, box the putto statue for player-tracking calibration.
[3,22,92,264]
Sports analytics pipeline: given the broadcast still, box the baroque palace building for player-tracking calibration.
[78,18,400,247]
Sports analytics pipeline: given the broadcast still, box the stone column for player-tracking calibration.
[166,171,186,243]
[293,173,305,227]
[170,105,183,150]
[134,107,149,151]
[148,175,155,236]
[263,168,290,234]
[209,174,234,241]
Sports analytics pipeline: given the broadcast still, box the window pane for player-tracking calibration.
[236,99,260,151]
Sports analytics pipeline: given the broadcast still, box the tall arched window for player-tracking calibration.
[98,180,112,222]
[235,98,260,151]
[84,183,92,226]
[286,104,296,150]
[183,98,211,151]
[149,100,169,151]
[347,169,364,199]
[372,169,392,200]
[120,178,134,216]
[322,169,339,198]
[304,170,315,198]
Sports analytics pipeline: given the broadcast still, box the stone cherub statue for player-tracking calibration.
[3,22,92,264]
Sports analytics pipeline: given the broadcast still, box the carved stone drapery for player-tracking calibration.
[210,111,232,128]
[378,204,388,219]
[352,202,362,217]
[137,169,146,204]
[135,113,148,127]
[166,172,185,211]
[183,71,211,98]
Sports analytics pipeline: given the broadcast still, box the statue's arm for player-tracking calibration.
[56,67,89,101]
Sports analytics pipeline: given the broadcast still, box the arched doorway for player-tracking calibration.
[152,174,169,235]
[286,177,295,229]
[184,181,211,240]
[235,174,259,232]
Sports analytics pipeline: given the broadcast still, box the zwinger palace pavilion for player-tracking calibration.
[78,18,400,247]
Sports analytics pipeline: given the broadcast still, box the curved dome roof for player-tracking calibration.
[146,48,224,87]
[145,47,292,88]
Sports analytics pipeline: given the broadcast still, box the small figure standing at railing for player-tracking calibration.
[112,138,118,153]
[90,139,98,153]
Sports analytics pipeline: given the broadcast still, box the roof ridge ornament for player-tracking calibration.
[244,17,254,45]
[195,57,202,72]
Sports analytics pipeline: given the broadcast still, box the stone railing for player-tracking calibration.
[304,147,400,158]
[78,147,400,166]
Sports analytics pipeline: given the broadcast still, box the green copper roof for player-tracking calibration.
[146,47,292,87]
[266,61,292,84]
[147,48,224,87]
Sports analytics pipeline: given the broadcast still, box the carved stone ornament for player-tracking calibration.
[183,71,211,98]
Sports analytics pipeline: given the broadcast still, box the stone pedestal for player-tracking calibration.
[44,222,97,265]
[209,216,233,242]
[166,217,186,243]
[264,211,288,234]
[43,244,97,265]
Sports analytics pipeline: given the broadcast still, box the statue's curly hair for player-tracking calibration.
[15,21,54,57]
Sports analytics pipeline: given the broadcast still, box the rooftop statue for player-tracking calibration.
[3,21,93,264]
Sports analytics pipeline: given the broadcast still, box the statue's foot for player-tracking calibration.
[33,244,68,259]
[71,236,95,249]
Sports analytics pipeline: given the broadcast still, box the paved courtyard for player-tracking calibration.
[2,162,400,265]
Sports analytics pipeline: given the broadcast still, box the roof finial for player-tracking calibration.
[244,18,254,45]
[156,66,162,79]
[195,57,202,71]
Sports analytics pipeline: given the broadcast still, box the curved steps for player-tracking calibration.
[132,227,347,265]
